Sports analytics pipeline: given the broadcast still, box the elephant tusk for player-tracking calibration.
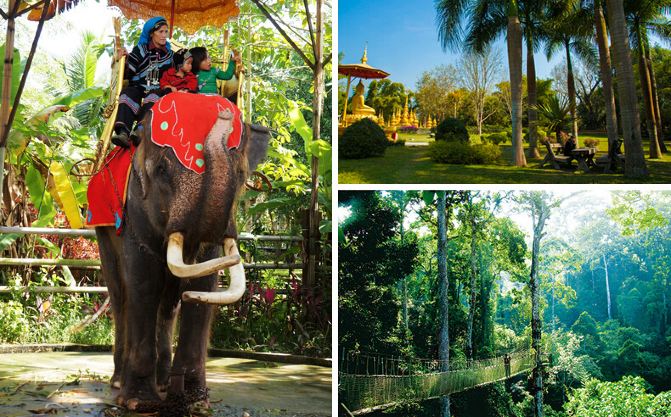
[166,233,241,278]
[182,238,246,305]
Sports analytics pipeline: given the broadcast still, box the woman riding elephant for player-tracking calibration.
[112,16,173,148]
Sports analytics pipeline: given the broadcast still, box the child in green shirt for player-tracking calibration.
[190,46,242,95]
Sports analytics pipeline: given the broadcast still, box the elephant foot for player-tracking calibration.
[116,394,162,413]
[117,380,161,412]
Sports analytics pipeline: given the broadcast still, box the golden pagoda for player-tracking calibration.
[392,109,400,128]
[377,111,385,127]
[400,96,409,126]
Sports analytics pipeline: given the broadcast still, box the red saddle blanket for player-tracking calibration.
[86,93,243,231]
[85,146,134,231]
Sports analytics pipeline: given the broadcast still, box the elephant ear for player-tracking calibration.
[239,124,270,173]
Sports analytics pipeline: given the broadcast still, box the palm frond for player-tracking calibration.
[435,0,471,51]
[465,0,507,53]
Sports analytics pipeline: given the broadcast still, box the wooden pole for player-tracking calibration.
[341,75,351,127]
[0,0,18,218]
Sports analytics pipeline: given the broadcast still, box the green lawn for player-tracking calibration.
[339,133,671,184]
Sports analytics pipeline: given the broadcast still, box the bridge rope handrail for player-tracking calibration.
[340,349,534,376]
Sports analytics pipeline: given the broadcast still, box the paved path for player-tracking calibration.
[0,351,331,417]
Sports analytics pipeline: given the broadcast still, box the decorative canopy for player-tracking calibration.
[338,46,390,79]
[107,0,240,34]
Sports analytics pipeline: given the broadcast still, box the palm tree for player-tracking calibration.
[625,0,671,156]
[591,0,620,172]
[536,94,572,143]
[606,0,648,177]
[633,23,662,158]
[544,0,596,145]
[436,0,527,167]
[520,1,551,159]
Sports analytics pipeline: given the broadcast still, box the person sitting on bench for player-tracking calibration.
[563,134,577,156]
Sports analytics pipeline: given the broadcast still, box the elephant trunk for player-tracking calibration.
[166,233,246,305]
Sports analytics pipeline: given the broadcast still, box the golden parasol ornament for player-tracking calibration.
[338,45,389,126]
[107,0,240,35]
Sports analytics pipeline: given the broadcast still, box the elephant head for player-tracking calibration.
[130,105,270,305]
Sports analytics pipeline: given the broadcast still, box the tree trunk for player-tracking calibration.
[530,208,548,417]
[305,0,324,318]
[565,39,579,143]
[594,0,620,172]
[0,0,18,216]
[635,23,661,158]
[466,213,478,361]
[606,0,648,178]
[402,277,408,331]
[603,254,611,320]
[507,8,526,167]
[437,191,451,417]
[551,279,556,333]
[526,32,540,159]
[645,42,666,152]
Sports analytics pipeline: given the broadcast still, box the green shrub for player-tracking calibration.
[339,118,388,159]
[435,118,469,143]
[584,137,599,148]
[484,132,507,145]
[0,301,30,343]
[429,141,501,165]
[471,143,502,163]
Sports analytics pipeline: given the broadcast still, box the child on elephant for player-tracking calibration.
[190,46,241,95]
[160,49,197,93]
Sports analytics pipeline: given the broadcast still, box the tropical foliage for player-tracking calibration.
[0,0,332,356]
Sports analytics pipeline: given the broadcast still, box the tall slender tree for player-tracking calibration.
[436,0,527,166]
[593,0,620,171]
[544,1,596,144]
[606,0,648,177]
[437,191,451,417]
[625,0,671,154]
[633,22,662,157]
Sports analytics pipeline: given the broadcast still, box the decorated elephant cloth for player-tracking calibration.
[86,146,135,232]
[149,91,242,174]
[86,92,243,231]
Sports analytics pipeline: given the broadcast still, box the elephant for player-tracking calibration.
[94,99,270,414]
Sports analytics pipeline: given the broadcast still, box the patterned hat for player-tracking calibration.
[173,50,193,70]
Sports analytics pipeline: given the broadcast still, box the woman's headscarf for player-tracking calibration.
[139,16,171,51]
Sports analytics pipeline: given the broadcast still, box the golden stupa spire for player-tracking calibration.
[361,43,368,64]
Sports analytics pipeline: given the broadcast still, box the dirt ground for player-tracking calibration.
[0,351,332,417]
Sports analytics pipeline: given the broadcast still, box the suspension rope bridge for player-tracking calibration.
[339,350,540,415]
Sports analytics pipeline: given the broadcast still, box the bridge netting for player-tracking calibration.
[339,351,536,414]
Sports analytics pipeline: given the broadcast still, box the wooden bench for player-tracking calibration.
[540,140,573,170]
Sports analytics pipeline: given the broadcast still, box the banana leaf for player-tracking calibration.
[26,163,56,226]
[49,161,83,229]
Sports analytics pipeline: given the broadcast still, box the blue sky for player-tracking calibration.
[339,0,564,91]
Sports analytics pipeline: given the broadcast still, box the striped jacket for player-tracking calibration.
[126,43,173,89]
